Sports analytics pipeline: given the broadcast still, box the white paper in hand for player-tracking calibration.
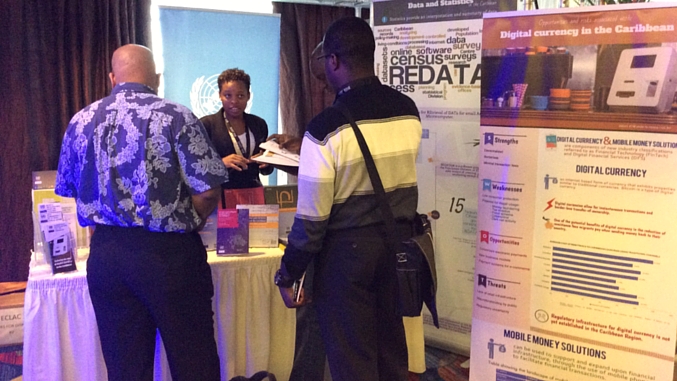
[259,140,300,162]
[254,150,300,167]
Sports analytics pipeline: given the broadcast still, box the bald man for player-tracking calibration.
[109,44,161,90]
[56,44,227,381]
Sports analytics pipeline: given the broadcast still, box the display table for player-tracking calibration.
[23,248,294,381]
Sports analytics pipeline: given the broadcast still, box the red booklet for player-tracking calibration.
[216,209,249,255]
[222,187,265,209]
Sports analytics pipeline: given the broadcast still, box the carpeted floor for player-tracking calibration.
[413,346,470,381]
[414,346,677,381]
[0,344,22,381]
[5,342,677,381]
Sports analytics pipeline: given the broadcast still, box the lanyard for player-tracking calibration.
[224,112,251,158]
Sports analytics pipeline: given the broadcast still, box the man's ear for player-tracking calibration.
[109,72,117,88]
[325,54,341,75]
[153,73,162,92]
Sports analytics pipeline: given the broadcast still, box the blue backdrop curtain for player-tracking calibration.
[158,7,281,129]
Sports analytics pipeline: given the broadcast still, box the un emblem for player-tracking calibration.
[190,74,221,118]
[190,74,255,118]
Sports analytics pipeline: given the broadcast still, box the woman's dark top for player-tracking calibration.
[200,108,274,189]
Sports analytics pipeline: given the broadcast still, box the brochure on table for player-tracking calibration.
[31,171,86,274]
[212,186,280,253]
[470,4,677,381]
[216,208,250,255]
[236,204,279,248]
[264,185,298,244]
[223,187,265,209]
[37,202,77,274]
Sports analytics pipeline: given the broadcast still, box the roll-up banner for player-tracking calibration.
[472,3,677,380]
[372,0,517,353]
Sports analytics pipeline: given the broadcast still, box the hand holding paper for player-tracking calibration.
[278,272,309,308]
[267,134,302,154]
[252,140,300,167]
[293,272,306,303]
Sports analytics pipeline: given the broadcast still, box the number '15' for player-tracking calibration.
[449,197,465,213]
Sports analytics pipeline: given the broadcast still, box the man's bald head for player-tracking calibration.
[109,44,159,91]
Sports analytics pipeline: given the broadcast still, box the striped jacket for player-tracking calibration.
[283,76,422,278]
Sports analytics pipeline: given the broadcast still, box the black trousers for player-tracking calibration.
[313,224,410,381]
[87,225,220,381]
[290,262,328,381]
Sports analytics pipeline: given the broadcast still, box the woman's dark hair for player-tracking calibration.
[218,68,251,92]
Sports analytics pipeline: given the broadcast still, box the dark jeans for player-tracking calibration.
[87,225,220,381]
[290,262,328,381]
[313,224,410,381]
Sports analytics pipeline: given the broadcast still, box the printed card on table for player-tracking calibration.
[264,185,298,243]
[236,204,279,248]
[216,209,249,256]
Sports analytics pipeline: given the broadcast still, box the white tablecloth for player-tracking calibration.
[23,248,295,381]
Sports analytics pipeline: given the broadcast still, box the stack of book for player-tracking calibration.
[213,187,281,256]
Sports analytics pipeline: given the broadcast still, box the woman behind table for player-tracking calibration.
[200,68,273,189]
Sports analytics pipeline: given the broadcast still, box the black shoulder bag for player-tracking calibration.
[333,102,439,328]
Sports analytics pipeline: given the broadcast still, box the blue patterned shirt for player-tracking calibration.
[55,82,228,233]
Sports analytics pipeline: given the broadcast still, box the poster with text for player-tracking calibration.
[373,0,516,352]
[472,4,677,380]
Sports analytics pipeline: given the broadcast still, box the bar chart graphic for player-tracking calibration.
[547,246,653,306]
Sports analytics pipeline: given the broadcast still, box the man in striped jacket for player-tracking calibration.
[274,16,423,381]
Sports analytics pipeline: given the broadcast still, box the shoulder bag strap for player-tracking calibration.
[332,102,399,252]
